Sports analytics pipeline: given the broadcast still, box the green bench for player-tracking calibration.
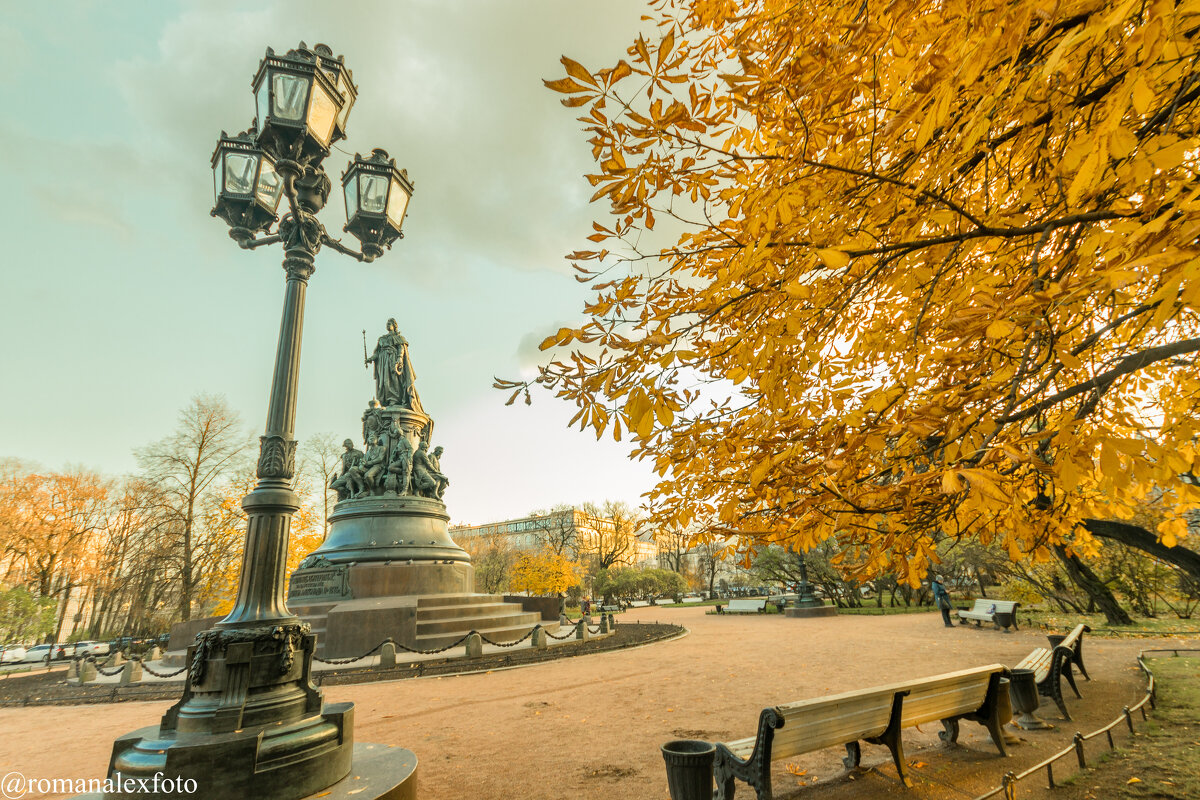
[958,599,1019,631]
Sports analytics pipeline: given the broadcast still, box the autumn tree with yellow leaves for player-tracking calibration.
[502,0,1200,596]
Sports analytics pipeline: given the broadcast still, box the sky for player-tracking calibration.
[0,0,663,525]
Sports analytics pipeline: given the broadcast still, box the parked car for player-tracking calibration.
[73,641,110,657]
[0,645,27,664]
[21,644,55,664]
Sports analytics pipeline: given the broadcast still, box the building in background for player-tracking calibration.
[451,508,658,568]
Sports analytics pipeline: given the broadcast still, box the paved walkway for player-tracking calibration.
[0,605,1189,800]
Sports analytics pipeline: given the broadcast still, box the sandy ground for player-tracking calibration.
[0,605,1191,800]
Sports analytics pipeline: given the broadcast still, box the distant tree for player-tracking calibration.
[135,395,250,621]
[301,432,342,541]
[460,532,516,595]
[526,503,581,557]
[509,549,581,596]
[655,527,692,572]
[0,587,56,645]
[693,536,726,596]
[580,500,640,570]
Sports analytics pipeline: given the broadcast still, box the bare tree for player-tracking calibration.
[460,532,515,595]
[301,432,342,541]
[580,500,640,571]
[527,503,580,557]
[135,395,249,621]
[656,527,692,572]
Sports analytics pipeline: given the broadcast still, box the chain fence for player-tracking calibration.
[0,621,686,705]
[969,647,1199,800]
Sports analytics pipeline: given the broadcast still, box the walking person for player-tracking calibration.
[931,575,954,628]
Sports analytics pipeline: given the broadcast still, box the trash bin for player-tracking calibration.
[1010,668,1050,729]
[661,739,715,800]
[1047,634,1066,649]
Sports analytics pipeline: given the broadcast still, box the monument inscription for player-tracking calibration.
[289,566,351,603]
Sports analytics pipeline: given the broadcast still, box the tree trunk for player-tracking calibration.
[1083,519,1200,584]
[1054,544,1133,625]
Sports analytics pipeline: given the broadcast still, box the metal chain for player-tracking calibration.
[137,659,188,679]
[313,638,393,665]
[477,626,539,648]
[587,625,602,635]
[87,658,127,677]
[545,627,577,640]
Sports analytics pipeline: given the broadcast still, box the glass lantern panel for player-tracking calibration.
[344,176,359,220]
[335,74,354,128]
[360,174,388,214]
[308,81,338,145]
[272,73,309,121]
[256,80,270,128]
[386,178,410,227]
[255,159,283,211]
[213,160,221,202]
[223,152,258,195]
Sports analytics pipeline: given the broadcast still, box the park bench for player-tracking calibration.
[598,604,620,614]
[725,598,769,614]
[1012,623,1091,720]
[957,599,1020,631]
[712,664,1010,800]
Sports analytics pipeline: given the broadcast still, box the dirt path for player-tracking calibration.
[0,606,1189,800]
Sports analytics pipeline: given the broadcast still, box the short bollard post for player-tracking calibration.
[661,739,715,800]
[120,659,143,685]
[107,651,126,668]
[600,615,611,634]
[608,612,617,628]
[559,613,569,627]
[576,620,589,640]
[379,641,397,668]
[77,659,98,684]
[67,658,80,680]
[532,627,548,649]
[146,646,163,661]
[465,632,483,658]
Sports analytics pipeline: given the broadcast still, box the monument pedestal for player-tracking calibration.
[290,495,546,658]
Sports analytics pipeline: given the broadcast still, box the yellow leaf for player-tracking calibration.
[816,248,850,269]
[986,320,1015,339]
[941,471,964,494]
[559,56,597,88]
[543,76,593,94]
[1067,145,1103,206]
[1131,74,1154,115]
[1127,777,1141,784]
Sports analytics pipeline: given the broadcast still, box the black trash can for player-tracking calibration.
[661,739,715,800]
[1047,634,1066,649]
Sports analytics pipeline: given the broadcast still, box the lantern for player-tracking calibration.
[341,149,414,259]
[251,43,345,166]
[210,131,283,237]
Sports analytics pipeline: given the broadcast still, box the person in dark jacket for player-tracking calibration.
[931,575,954,628]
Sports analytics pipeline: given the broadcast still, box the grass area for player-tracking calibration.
[1020,609,1200,638]
[1052,656,1200,800]
[836,604,937,615]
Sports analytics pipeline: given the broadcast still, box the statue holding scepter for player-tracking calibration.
[366,318,423,411]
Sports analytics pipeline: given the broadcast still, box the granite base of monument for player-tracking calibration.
[74,743,417,800]
[784,605,839,618]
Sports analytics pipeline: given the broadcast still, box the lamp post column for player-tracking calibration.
[220,247,314,627]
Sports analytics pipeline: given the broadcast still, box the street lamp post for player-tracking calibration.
[100,43,417,800]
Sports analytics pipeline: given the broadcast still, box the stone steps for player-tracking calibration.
[417,602,525,621]
[416,611,541,637]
